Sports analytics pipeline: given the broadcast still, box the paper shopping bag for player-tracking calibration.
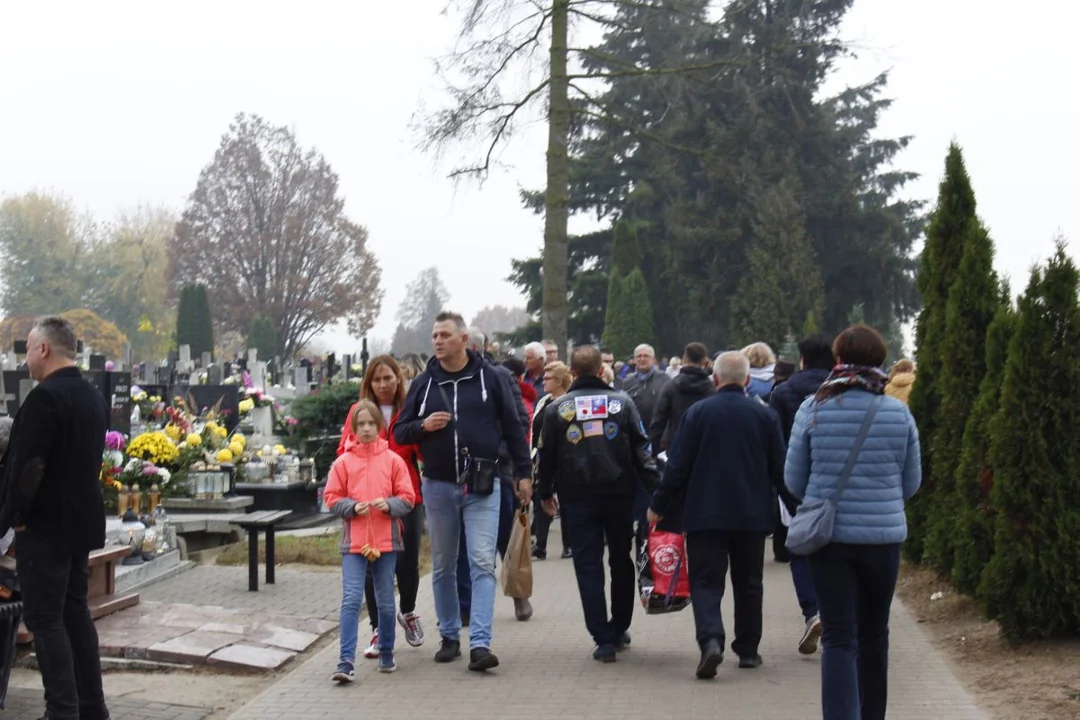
[501,509,533,598]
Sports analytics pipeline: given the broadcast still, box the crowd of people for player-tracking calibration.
[326,312,922,720]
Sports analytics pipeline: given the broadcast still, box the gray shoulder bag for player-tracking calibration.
[786,395,883,556]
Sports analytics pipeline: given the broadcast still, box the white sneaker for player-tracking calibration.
[362,632,380,659]
[398,611,425,647]
[799,615,822,655]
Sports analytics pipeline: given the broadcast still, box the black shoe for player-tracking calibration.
[468,647,500,671]
[434,637,461,663]
[696,639,724,679]
[592,643,616,663]
[614,632,631,651]
[531,548,547,560]
[738,654,763,669]
[561,548,573,559]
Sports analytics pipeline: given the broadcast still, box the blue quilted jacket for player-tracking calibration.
[784,389,922,545]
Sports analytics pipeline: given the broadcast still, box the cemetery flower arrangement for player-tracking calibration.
[119,457,172,488]
[130,386,165,423]
[238,397,256,414]
[127,431,180,466]
[244,387,275,408]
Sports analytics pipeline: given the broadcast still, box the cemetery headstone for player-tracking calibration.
[18,378,37,411]
[207,364,223,385]
[294,367,310,397]
[109,371,132,435]
[89,354,107,372]
[201,351,212,369]
[248,348,258,366]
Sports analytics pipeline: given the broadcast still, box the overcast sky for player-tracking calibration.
[1,1,1077,357]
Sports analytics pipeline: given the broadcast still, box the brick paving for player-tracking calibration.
[141,565,342,622]
[228,529,989,720]
[1,687,211,719]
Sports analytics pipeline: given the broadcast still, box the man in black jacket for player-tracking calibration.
[649,351,795,679]
[1,317,110,720]
[767,333,834,654]
[537,346,659,663]
[648,342,715,454]
[395,312,532,672]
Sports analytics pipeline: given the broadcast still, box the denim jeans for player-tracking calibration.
[424,478,501,650]
[790,554,819,620]
[457,478,515,616]
[561,494,636,647]
[366,506,422,630]
[808,542,901,720]
[18,531,109,720]
[340,551,397,663]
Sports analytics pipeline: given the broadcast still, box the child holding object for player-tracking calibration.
[324,400,416,682]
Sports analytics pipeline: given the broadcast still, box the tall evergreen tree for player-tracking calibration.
[950,282,1013,596]
[906,143,975,562]
[247,314,279,362]
[175,283,214,357]
[923,182,998,575]
[982,244,1080,641]
[601,221,655,357]
[731,178,825,349]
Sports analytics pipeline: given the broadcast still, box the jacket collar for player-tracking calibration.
[717,384,745,394]
[569,375,611,393]
[679,365,711,379]
[347,437,389,458]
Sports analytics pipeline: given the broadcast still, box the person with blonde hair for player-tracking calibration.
[531,361,574,560]
[741,342,777,402]
[885,359,916,406]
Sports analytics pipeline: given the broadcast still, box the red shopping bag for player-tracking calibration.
[637,525,691,614]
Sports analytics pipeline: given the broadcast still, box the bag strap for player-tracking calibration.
[830,395,883,505]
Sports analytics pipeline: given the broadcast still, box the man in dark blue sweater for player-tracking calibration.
[768,333,834,655]
[649,352,794,679]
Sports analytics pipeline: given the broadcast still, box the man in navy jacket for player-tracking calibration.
[396,312,532,672]
[649,351,793,679]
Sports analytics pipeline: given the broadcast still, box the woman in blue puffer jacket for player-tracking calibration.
[784,324,921,720]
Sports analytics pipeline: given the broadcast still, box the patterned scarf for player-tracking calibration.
[814,364,888,403]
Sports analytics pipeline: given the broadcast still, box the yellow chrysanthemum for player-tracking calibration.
[216,426,228,438]
[216,449,233,463]
[205,421,219,432]
[186,433,202,446]
[273,444,286,456]
[128,432,179,466]
[229,441,244,457]
[233,433,247,447]
[164,424,182,441]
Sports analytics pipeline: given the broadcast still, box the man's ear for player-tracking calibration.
[713,374,720,389]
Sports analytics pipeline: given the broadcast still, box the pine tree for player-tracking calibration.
[731,178,825,350]
[905,143,975,562]
[982,244,1080,641]
[950,282,1013,596]
[601,269,655,360]
[175,283,214,358]
[247,314,279,361]
[923,206,998,576]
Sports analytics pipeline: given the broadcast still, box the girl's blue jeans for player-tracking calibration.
[339,551,397,662]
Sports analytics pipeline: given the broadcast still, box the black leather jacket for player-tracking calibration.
[536,375,660,502]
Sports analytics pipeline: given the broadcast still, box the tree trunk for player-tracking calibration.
[542,0,570,359]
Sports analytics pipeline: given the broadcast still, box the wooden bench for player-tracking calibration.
[229,510,291,591]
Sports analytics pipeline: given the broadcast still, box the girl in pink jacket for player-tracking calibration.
[323,400,416,682]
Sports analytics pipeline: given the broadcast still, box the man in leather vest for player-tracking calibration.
[536,346,659,663]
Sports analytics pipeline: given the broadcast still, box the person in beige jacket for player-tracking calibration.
[885,359,916,405]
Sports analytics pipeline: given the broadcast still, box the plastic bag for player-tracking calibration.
[501,509,533,598]
[637,525,691,614]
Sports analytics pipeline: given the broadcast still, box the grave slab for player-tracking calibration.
[208,643,295,671]
[146,631,241,664]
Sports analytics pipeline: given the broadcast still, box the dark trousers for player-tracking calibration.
[685,529,766,658]
[18,532,108,720]
[561,494,635,647]
[773,504,790,561]
[458,480,515,615]
[366,506,422,631]
[790,553,819,620]
[808,543,901,720]
[533,502,569,555]
[633,485,650,561]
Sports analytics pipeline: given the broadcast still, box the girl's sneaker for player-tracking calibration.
[362,633,380,659]
[378,652,397,673]
[397,611,425,647]
[331,661,355,683]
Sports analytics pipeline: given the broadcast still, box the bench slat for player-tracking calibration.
[231,510,291,527]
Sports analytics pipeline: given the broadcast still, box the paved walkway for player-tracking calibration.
[1,687,212,719]
[229,530,988,720]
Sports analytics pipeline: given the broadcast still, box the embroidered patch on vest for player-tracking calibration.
[575,395,609,420]
[608,398,623,414]
[604,421,619,440]
[582,420,604,438]
[557,400,576,422]
[566,424,583,444]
